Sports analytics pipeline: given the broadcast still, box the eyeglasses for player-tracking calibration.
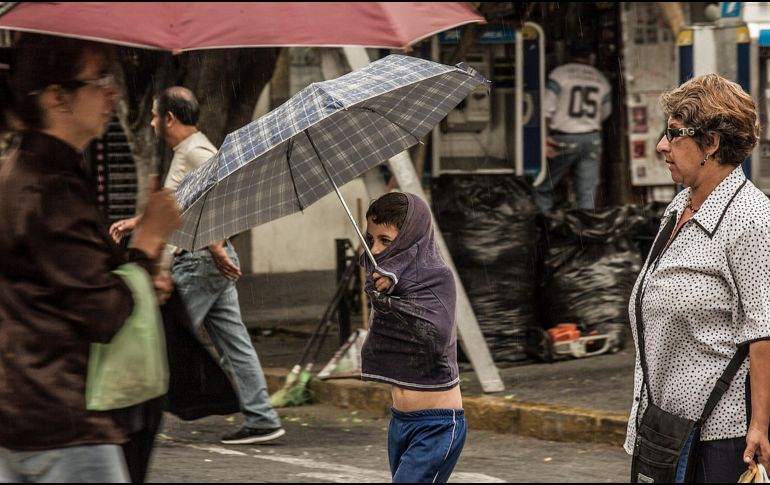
[27,73,118,96]
[59,73,117,91]
[664,127,698,142]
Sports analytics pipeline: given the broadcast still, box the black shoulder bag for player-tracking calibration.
[631,215,748,483]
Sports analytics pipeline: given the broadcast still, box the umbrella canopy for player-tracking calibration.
[168,54,488,258]
[0,2,483,52]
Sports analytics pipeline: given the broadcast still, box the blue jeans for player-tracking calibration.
[534,131,602,214]
[172,244,281,430]
[674,427,698,482]
[693,437,747,483]
[0,445,129,483]
[388,408,466,483]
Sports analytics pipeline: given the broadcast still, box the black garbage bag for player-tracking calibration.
[433,174,541,363]
[540,206,643,329]
[162,289,240,421]
[458,266,535,362]
[628,201,669,261]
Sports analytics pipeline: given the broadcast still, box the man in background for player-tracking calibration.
[111,87,284,445]
[534,39,612,214]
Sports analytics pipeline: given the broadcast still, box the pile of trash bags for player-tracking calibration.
[433,175,541,363]
[433,172,667,364]
[539,206,644,329]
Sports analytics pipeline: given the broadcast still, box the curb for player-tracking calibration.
[265,368,628,447]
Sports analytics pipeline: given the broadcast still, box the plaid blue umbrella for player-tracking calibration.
[168,54,488,271]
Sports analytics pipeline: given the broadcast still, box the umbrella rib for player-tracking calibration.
[348,107,420,144]
[190,190,211,251]
[303,129,379,270]
[285,138,304,211]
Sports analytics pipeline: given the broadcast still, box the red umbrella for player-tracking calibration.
[0,2,484,52]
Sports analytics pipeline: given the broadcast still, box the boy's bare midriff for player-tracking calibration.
[391,385,463,413]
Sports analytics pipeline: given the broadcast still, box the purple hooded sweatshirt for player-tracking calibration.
[360,193,459,391]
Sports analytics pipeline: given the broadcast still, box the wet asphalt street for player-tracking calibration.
[147,404,630,483]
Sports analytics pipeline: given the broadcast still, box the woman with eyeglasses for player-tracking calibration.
[625,73,770,482]
[0,34,181,482]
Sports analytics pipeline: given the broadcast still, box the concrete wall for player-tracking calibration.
[245,176,374,273]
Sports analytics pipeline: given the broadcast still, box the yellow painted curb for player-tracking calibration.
[265,368,628,446]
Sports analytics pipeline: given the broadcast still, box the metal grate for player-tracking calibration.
[88,118,138,223]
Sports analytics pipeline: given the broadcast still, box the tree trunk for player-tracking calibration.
[270,48,291,109]
[115,47,280,207]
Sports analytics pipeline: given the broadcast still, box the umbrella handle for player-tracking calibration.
[372,265,398,294]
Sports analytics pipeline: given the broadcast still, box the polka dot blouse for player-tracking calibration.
[624,166,770,454]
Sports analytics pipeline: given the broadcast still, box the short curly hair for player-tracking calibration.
[366,192,408,230]
[660,73,759,166]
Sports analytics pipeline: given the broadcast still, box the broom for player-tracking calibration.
[270,258,358,407]
[283,259,359,405]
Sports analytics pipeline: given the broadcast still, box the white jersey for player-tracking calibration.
[544,62,611,134]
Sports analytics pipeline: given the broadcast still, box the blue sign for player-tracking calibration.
[760,29,770,46]
[439,27,516,45]
[721,2,743,18]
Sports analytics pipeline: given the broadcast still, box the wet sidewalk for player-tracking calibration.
[238,271,635,447]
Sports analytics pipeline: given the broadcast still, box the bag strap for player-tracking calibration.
[699,344,749,424]
[635,215,676,400]
[634,214,748,424]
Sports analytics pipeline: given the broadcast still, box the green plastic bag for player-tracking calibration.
[85,263,169,411]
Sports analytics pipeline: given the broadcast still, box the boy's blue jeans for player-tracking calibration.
[388,408,466,483]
